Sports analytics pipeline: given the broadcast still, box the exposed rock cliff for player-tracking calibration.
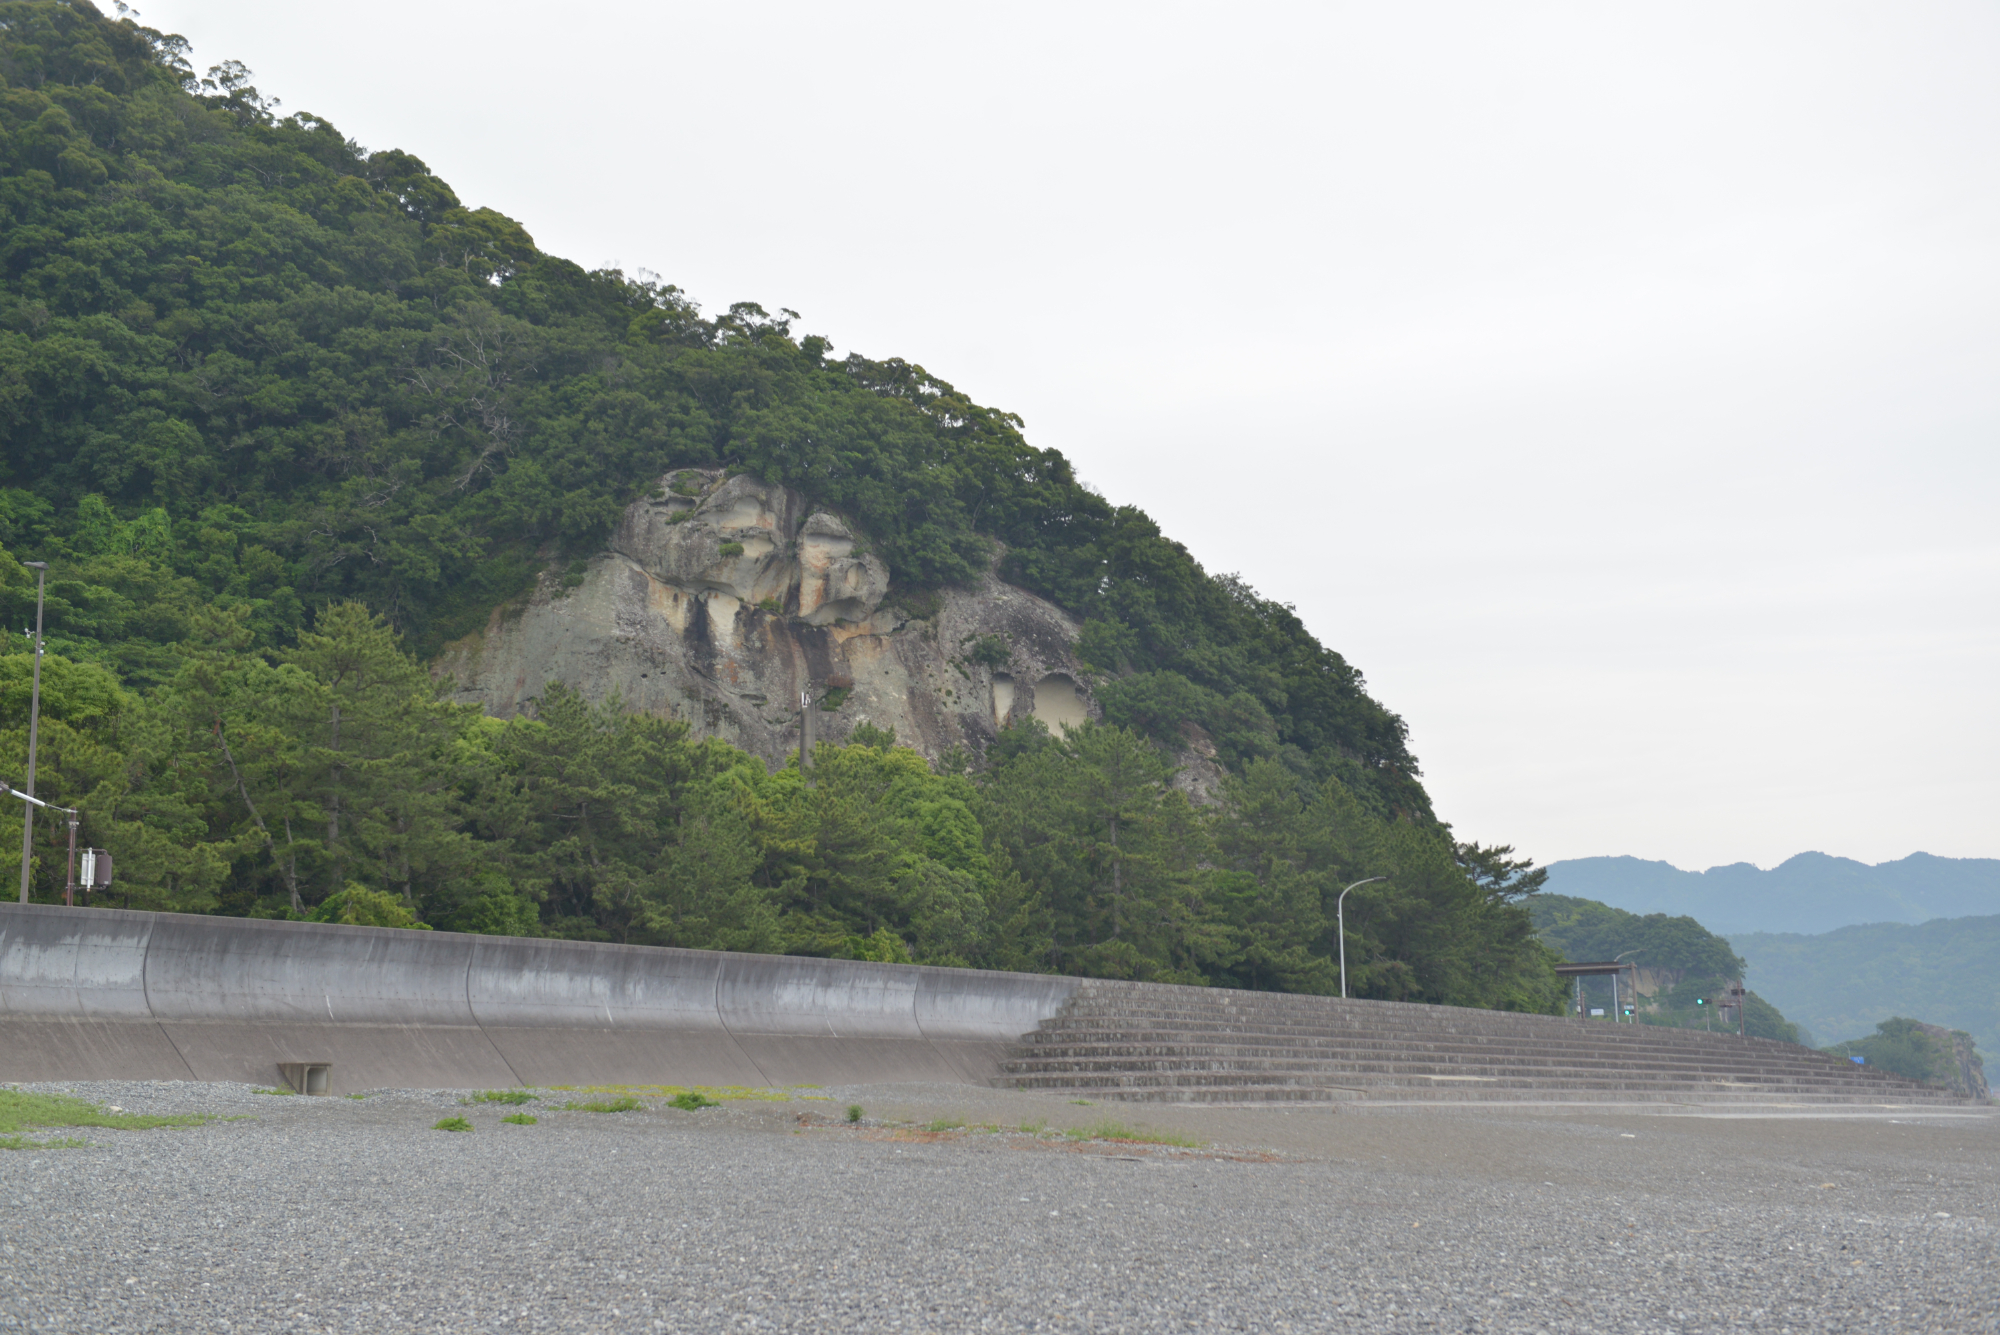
[436,471,1098,767]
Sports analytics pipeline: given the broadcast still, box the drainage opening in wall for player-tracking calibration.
[277,1062,332,1096]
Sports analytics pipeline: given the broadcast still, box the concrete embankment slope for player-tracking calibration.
[0,904,1079,1093]
[6,904,1971,1105]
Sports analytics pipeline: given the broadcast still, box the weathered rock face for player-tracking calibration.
[436,471,1098,767]
[1914,1021,1990,1101]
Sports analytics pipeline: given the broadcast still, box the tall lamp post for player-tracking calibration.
[17,560,46,904]
[1337,876,1389,1000]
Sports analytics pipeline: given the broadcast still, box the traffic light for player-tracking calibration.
[1623,1006,1634,1017]
[1696,997,1705,1007]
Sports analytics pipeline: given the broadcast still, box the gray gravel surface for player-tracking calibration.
[2,1080,1995,1333]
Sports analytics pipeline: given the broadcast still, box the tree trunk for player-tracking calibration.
[326,701,342,892]
[213,720,300,914]
[280,817,301,914]
[1108,813,1121,940]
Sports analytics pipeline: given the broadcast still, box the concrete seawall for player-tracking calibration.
[0,904,1081,1093]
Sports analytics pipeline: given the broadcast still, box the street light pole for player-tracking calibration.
[1337,877,1389,1000]
[18,560,46,904]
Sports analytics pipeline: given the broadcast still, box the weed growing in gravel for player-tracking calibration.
[560,1097,642,1113]
[501,1113,538,1125]
[668,1092,720,1111]
[924,1117,966,1133]
[251,1087,296,1096]
[1062,1119,1201,1148]
[345,1093,366,1100]
[1019,1119,1048,1136]
[1069,1099,1094,1106]
[464,1090,537,1105]
[0,1091,213,1148]
[846,1105,864,1123]
[433,1117,473,1132]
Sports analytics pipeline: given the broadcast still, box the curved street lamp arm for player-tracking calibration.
[1336,876,1391,1000]
[0,782,76,815]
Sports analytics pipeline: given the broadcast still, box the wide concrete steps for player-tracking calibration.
[998,982,1968,1107]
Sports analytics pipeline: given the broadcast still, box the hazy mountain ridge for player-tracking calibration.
[1543,852,2000,935]
[1730,916,2000,1060]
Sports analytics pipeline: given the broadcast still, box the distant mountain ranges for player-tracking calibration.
[1540,852,1999,1057]
[1542,852,1999,936]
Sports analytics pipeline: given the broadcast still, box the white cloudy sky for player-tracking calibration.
[138,0,1999,872]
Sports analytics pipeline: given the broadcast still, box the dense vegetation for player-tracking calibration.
[0,604,1562,1008]
[0,0,1564,1012]
[1732,915,2000,1060]
[1530,894,1803,1042]
[1824,1019,1987,1098]
[0,0,1420,808]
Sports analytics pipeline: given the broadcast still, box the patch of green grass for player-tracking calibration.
[1061,1119,1202,1148]
[464,1090,537,1106]
[668,1092,720,1111]
[501,1113,538,1126]
[345,1093,366,1100]
[0,1090,213,1138]
[1069,1099,1094,1106]
[0,1134,92,1151]
[846,1105,864,1124]
[718,541,745,558]
[560,1097,642,1114]
[433,1117,473,1133]
[252,1087,296,1096]
[1018,1119,1049,1135]
[923,1117,966,1133]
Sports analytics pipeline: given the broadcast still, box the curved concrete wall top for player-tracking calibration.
[717,953,925,1040]
[143,913,483,1027]
[914,965,1082,1044]
[0,903,1083,1091]
[0,903,156,1020]
[467,936,728,1032]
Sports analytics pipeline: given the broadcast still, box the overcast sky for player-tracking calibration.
[137,0,1999,872]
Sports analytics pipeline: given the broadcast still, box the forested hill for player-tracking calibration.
[0,0,1419,812]
[0,1,1564,1012]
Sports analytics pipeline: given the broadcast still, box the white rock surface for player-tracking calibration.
[436,470,1096,767]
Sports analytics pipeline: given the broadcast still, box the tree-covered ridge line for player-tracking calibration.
[1730,914,2000,1062]
[0,0,1421,811]
[1530,894,1805,1043]
[0,604,1565,1012]
[0,1,1570,1008]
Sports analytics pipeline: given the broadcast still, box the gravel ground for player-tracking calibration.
[1,1079,1995,1333]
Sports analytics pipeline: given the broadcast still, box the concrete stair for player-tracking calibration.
[998,981,1970,1106]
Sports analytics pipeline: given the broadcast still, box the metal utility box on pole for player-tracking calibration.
[18,560,46,904]
[1724,982,1747,1038]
